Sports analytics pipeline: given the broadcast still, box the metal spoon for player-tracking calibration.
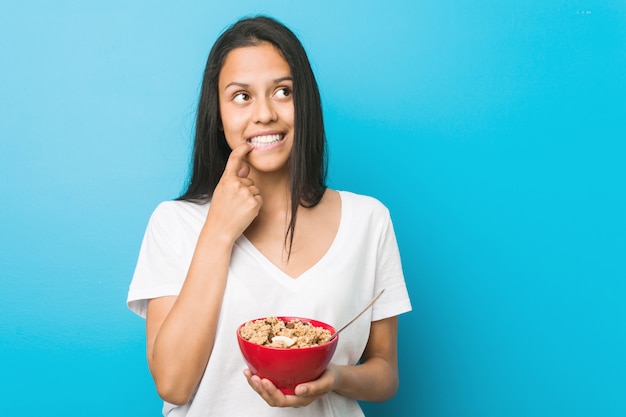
[328,289,385,342]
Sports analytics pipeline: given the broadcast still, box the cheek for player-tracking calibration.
[220,108,246,135]
[222,129,242,150]
[278,104,295,126]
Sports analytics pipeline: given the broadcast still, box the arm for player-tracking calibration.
[332,316,400,401]
[243,316,400,406]
[146,143,260,405]
[146,234,234,405]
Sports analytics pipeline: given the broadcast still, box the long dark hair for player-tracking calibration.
[178,15,327,254]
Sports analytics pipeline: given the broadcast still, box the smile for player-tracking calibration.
[247,134,285,149]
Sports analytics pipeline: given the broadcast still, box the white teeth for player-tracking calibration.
[248,134,283,146]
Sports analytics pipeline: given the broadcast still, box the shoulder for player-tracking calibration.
[336,190,394,236]
[146,199,210,237]
[150,199,209,222]
[338,190,391,217]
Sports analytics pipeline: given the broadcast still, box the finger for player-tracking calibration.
[294,369,333,397]
[294,382,320,397]
[244,371,264,394]
[261,378,282,394]
[260,379,288,405]
[294,384,310,396]
[249,185,261,197]
[237,164,250,178]
[249,376,280,406]
[224,142,253,177]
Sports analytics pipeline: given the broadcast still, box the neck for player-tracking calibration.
[248,167,292,222]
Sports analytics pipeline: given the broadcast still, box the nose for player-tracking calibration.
[252,97,277,124]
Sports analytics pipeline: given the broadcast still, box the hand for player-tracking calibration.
[243,365,339,408]
[203,143,262,241]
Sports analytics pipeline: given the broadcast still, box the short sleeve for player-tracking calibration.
[126,202,194,318]
[371,208,412,321]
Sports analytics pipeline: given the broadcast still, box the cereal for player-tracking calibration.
[239,317,332,348]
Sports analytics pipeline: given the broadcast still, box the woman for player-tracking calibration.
[128,15,411,416]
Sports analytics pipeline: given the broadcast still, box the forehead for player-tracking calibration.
[219,42,291,84]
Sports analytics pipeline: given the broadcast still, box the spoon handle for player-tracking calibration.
[329,289,385,341]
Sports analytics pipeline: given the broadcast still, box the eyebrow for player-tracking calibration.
[224,76,293,91]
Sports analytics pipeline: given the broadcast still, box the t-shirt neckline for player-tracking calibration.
[236,191,349,282]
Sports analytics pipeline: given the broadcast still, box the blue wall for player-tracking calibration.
[1,1,624,416]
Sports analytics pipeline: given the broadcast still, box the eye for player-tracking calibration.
[274,87,292,100]
[233,92,250,104]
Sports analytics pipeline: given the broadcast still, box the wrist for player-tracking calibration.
[199,221,240,249]
[328,363,343,393]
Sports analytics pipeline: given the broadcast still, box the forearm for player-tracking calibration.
[332,317,400,402]
[148,232,235,404]
[332,355,399,402]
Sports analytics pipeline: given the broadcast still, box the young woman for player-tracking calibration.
[127,15,411,416]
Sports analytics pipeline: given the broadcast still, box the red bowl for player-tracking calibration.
[236,316,338,394]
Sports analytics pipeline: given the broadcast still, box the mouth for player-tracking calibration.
[246,133,286,149]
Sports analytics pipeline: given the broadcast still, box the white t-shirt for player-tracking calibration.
[127,190,412,417]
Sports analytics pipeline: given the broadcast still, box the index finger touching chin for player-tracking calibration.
[224,142,253,175]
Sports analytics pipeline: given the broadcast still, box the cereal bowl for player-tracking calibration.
[236,316,338,394]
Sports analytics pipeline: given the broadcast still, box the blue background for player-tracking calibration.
[1,1,624,416]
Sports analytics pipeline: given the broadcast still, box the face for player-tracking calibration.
[218,42,294,175]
